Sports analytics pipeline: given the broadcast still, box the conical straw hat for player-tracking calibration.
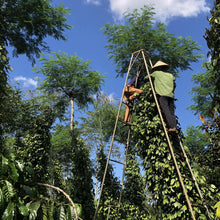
[152,61,169,70]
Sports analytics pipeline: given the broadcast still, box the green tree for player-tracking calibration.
[185,125,210,157]
[189,64,220,188]
[35,52,105,152]
[80,93,119,200]
[190,62,217,117]
[80,93,118,146]
[79,93,125,219]
[0,85,23,156]
[0,153,40,219]
[102,5,200,78]
[0,1,80,218]
[184,125,220,190]
[121,148,147,219]
[79,93,131,214]
[205,0,220,105]
[0,45,10,150]
[51,124,72,181]
[16,106,55,184]
[96,148,121,220]
[70,138,95,220]
[189,0,220,192]
[0,0,70,151]
[1,0,71,62]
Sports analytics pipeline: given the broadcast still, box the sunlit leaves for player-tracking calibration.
[18,203,29,217]
[1,202,15,220]
[214,201,220,218]
[56,205,65,220]
[2,181,15,201]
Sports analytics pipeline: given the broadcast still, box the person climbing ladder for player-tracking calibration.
[123,75,143,125]
[151,61,178,133]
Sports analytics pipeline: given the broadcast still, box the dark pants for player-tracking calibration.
[158,96,176,129]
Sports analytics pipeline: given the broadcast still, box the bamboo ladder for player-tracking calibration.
[93,49,211,220]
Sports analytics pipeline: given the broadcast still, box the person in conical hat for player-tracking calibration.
[151,61,178,133]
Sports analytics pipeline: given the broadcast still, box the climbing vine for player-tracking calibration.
[131,81,218,219]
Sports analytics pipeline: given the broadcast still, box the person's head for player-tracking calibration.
[151,61,169,72]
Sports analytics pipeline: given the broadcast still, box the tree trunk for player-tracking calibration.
[70,97,74,133]
[70,97,77,153]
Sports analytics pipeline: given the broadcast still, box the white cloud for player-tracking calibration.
[85,0,101,6]
[14,76,38,88]
[109,0,210,23]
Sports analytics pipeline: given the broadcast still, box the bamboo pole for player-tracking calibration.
[141,50,196,220]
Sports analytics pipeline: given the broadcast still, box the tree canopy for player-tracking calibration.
[102,5,201,78]
[35,52,105,110]
[1,0,71,62]
[0,0,71,150]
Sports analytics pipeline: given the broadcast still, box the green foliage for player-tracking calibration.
[189,5,220,216]
[120,148,148,219]
[70,138,95,220]
[16,106,55,184]
[0,153,82,219]
[35,52,105,153]
[190,62,217,117]
[35,52,105,110]
[50,124,72,199]
[131,82,217,219]
[1,0,71,62]
[214,199,220,218]
[122,148,145,208]
[0,2,92,219]
[80,92,126,162]
[80,93,118,144]
[0,44,11,151]
[120,204,148,220]
[0,154,36,219]
[102,5,200,78]
[205,0,220,114]
[96,148,121,219]
[97,148,121,201]
[97,197,118,220]
[184,123,220,188]
[0,0,70,151]
[185,125,210,156]
[205,0,220,74]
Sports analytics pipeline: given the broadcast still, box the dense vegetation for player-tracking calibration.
[0,1,219,219]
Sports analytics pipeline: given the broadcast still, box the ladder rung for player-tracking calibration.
[109,159,125,165]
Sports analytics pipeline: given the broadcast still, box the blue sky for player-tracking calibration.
[8,0,213,133]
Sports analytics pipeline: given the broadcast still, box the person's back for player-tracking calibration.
[151,70,175,98]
